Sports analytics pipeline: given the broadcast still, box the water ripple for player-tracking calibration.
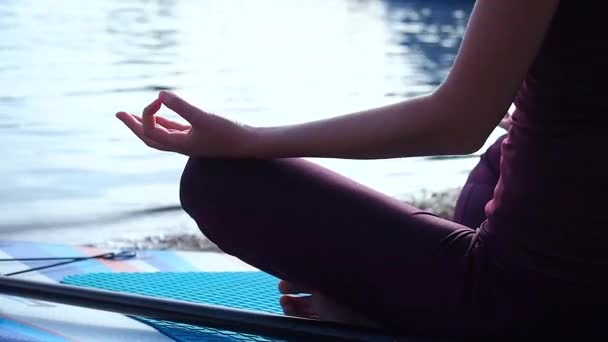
[0,123,20,129]
[0,96,25,104]
[113,59,172,66]
[65,85,174,96]
[17,129,79,137]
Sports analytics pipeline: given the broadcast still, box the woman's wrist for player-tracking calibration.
[240,125,280,159]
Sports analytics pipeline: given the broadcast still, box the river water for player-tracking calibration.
[0,0,504,246]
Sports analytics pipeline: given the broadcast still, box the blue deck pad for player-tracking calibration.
[62,272,286,341]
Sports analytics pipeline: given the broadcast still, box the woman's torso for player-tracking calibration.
[482,0,608,285]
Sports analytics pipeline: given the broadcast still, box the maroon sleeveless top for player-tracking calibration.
[482,1,608,284]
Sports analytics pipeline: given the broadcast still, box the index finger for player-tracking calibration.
[158,91,204,124]
[142,97,162,131]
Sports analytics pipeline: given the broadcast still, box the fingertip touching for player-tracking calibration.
[158,91,198,123]
[158,90,177,103]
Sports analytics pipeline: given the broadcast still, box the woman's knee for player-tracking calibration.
[179,157,278,250]
[179,157,212,219]
[179,157,276,212]
[179,157,241,247]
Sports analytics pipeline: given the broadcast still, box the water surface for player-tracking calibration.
[1,0,502,243]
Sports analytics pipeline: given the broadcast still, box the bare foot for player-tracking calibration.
[278,280,378,328]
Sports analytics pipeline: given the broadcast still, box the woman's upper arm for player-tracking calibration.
[434,0,560,147]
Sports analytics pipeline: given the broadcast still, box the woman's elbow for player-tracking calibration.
[460,137,486,155]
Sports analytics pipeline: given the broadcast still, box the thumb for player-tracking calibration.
[158,91,205,124]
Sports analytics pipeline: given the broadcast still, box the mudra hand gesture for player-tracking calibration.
[116,91,255,157]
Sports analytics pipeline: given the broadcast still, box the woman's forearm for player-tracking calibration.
[247,93,484,159]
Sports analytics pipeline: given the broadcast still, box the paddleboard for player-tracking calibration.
[0,240,257,341]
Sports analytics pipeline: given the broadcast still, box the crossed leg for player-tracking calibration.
[180,157,482,337]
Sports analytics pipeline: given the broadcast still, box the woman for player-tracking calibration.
[116,0,608,337]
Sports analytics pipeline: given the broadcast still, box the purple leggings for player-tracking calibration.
[179,135,574,337]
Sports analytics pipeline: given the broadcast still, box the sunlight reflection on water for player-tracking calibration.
[1,0,504,243]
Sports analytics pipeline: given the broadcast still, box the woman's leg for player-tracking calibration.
[453,135,505,228]
[180,157,478,336]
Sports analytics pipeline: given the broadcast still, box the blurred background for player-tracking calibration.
[0,0,504,249]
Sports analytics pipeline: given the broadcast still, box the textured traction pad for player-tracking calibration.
[63,272,284,341]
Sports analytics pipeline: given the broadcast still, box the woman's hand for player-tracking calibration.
[116,91,257,157]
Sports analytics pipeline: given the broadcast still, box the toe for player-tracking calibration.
[280,295,317,319]
[278,280,312,294]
